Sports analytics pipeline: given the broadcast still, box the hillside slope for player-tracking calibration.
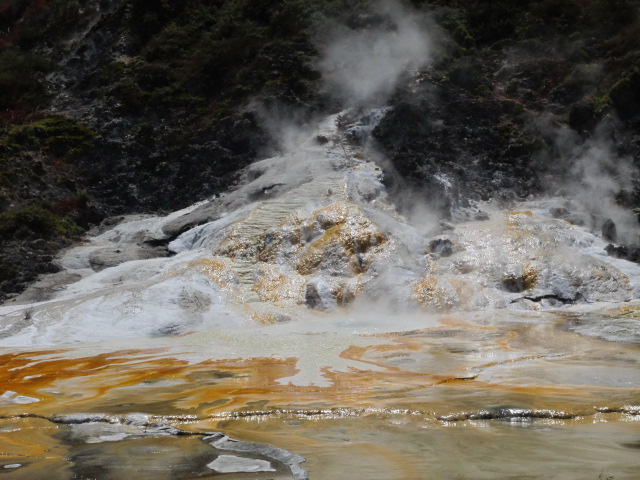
[1,0,640,300]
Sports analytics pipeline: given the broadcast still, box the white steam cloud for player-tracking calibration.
[250,1,436,154]
[249,101,320,155]
[539,116,640,244]
[569,138,639,244]
[316,0,433,106]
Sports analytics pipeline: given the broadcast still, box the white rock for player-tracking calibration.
[0,391,40,404]
[207,455,275,473]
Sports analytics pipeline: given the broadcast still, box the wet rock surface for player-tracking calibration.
[208,455,275,473]
[87,244,169,271]
[0,239,68,300]
[207,433,308,480]
[605,243,640,264]
[428,236,455,257]
[17,413,310,480]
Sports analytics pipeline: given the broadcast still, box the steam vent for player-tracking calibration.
[1,1,639,478]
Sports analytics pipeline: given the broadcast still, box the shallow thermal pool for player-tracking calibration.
[0,305,638,479]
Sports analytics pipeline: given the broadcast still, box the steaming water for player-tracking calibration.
[0,113,639,479]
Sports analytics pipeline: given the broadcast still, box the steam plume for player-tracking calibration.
[539,115,640,244]
[316,0,433,107]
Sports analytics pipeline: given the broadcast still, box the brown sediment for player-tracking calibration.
[523,261,538,290]
[251,312,286,325]
[0,349,326,416]
[412,277,434,299]
[0,345,467,417]
[252,265,305,305]
[340,343,422,367]
[495,330,519,351]
[453,379,588,396]
[0,416,72,479]
[602,303,640,319]
[337,442,421,479]
[0,417,60,458]
[338,341,585,395]
[411,276,454,312]
[295,204,387,276]
[295,223,345,275]
[191,258,241,290]
[331,278,363,306]
[0,349,189,410]
[196,408,640,480]
[1,320,638,423]
[411,275,498,313]
[191,416,422,480]
[3,411,639,480]
[438,315,494,330]
[477,353,552,369]
[507,211,534,218]
[335,344,476,390]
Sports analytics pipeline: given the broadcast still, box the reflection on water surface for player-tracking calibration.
[0,307,639,479]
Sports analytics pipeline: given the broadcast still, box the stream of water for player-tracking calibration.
[0,113,638,479]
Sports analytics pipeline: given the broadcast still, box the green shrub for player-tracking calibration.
[124,0,330,109]
[0,50,56,110]
[2,117,96,158]
[529,0,582,33]
[0,260,18,282]
[609,72,640,119]
[591,94,611,114]
[502,100,526,114]
[109,81,146,113]
[9,0,81,47]
[0,204,57,239]
[442,15,475,49]
[584,0,638,32]
[0,204,80,240]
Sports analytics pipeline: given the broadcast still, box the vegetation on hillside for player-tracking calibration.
[1,0,640,298]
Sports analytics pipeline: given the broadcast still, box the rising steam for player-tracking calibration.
[569,137,639,245]
[538,115,640,244]
[316,0,433,106]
